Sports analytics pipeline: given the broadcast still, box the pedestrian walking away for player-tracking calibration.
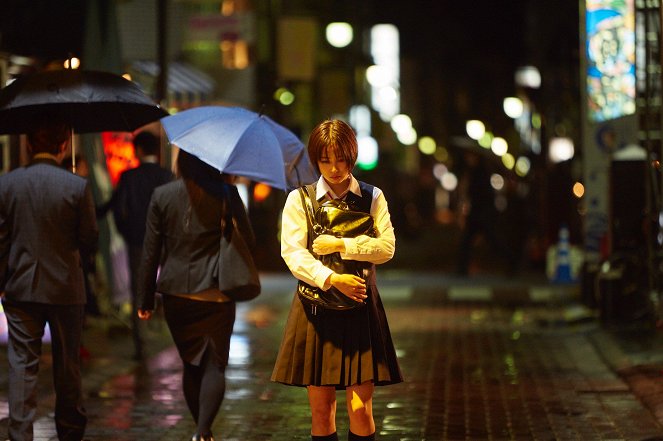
[0,112,99,441]
[138,150,255,441]
[272,119,403,441]
[97,131,173,360]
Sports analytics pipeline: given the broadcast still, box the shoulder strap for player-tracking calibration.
[298,185,318,250]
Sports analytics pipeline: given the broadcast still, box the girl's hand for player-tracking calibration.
[312,234,345,255]
[329,273,367,302]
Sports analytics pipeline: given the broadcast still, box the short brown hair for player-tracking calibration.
[307,119,358,172]
[27,112,71,155]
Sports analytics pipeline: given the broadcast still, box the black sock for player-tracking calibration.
[348,431,375,440]
[311,433,338,441]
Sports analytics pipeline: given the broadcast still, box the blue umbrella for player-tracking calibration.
[161,106,318,190]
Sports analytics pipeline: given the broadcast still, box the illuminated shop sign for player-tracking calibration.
[586,0,636,122]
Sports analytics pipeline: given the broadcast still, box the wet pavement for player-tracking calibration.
[1,271,663,440]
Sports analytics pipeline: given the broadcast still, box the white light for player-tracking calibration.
[349,105,372,136]
[548,137,574,163]
[397,127,417,145]
[503,97,524,119]
[490,173,505,191]
[491,137,508,156]
[64,57,81,69]
[357,135,379,167]
[370,24,400,122]
[466,120,485,140]
[390,114,412,134]
[433,163,448,179]
[440,172,458,191]
[515,66,541,89]
[366,65,393,88]
[326,22,353,48]
[371,24,399,59]
[613,144,646,161]
[378,86,398,102]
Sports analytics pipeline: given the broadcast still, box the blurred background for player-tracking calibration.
[0,0,659,322]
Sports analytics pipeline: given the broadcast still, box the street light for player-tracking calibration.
[390,114,412,134]
[491,137,508,156]
[326,22,353,48]
[466,120,485,140]
[503,97,524,119]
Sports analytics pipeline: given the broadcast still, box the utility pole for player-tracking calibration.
[156,0,167,105]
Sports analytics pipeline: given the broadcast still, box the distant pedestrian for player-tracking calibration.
[97,131,173,359]
[138,150,253,441]
[0,112,99,441]
[272,119,402,441]
[455,149,514,275]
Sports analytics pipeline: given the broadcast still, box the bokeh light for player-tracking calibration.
[466,120,485,140]
[326,22,353,48]
[418,136,436,155]
[491,137,508,156]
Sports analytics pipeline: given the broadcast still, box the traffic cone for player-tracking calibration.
[553,224,574,284]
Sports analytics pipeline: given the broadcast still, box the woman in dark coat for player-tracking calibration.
[138,150,253,441]
[272,119,402,441]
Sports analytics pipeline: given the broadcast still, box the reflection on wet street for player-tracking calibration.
[0,274,662,440]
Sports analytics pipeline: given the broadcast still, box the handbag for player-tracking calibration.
[296,184,376,311]
[217,184,261,302]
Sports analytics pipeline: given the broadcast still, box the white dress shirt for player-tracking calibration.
[281,175,396,290]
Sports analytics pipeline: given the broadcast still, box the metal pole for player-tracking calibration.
[156,0,167,105]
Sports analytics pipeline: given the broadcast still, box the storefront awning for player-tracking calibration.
[129,60,215,103]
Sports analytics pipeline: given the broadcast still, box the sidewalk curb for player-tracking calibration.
[588,327,663,428]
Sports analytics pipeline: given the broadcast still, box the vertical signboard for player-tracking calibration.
[586,0,636,122]
[581,0,637,263]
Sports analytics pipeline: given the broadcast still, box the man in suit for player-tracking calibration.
[98,131,173,359]
[0,113,99,441]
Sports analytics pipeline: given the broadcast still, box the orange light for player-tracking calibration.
[101,132,139,186]
[572,182,585,198]
[253,182,271,202]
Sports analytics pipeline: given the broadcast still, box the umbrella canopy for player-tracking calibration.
[0,69,169,134]
[161,106,318,191]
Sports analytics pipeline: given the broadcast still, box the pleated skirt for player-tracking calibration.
[162,295,236,367]
[271,284,403,389]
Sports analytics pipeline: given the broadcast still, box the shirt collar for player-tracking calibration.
[315,174,360,200]
[32,153,59,164]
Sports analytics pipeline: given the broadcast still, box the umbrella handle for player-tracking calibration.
[70,128,76,174]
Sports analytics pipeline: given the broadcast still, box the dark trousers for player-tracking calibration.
[3,300,87,441]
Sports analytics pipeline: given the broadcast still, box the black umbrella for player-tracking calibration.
[0,69,169,134]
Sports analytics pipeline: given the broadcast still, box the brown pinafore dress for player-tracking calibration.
[271,181,403,389]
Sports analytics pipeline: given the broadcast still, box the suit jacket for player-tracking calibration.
[0,157,99,304]
[139,179,254,310]
[105,162,173,247]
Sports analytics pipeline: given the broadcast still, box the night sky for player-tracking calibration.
[0,0,85,59]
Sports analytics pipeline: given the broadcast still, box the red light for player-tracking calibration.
[101,132,139,186]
